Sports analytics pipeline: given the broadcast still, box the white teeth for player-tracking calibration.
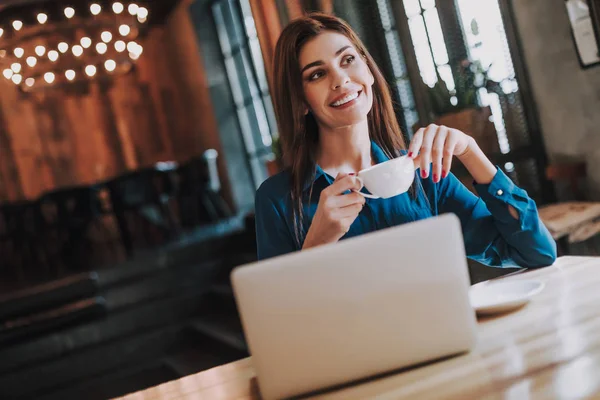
[331,92,359,107]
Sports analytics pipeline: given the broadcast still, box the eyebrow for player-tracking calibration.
[300,45,352,74]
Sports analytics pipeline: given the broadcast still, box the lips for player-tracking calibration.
[330,90,361,107]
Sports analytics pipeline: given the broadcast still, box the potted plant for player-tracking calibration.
[422,59,501,156]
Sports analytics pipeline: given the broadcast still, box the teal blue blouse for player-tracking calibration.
[254,142,556,267]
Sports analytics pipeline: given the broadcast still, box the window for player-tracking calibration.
[376,0,420,136]
[403,0,455,94]
[394,0,549,201]
[455,0,516,156]
[212,0,277,188]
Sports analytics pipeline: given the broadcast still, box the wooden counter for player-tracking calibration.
[116,256,600,399]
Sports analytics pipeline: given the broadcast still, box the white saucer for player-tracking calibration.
[469,279,545,316]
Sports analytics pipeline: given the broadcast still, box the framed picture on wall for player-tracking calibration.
[565,0,600,68]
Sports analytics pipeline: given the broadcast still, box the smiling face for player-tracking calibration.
[298,31,375,131]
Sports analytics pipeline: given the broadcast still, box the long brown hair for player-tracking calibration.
[272,13,410,248]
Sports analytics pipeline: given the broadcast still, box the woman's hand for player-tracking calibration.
[407,124,473,183]
[303,173,365,250]
[408,123,499,186]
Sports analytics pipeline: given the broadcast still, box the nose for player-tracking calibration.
[330,67,350,91]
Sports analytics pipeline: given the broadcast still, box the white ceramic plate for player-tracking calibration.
[469,279,545,316]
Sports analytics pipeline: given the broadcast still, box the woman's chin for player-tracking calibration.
[329,113,370,128]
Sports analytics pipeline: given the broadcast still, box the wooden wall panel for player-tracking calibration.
[249,0,283,90]
[249,0,334,91]
[0,0,233,209]
[162,0,234,207]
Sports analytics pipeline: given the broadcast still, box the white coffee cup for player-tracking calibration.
[354,155,415,199]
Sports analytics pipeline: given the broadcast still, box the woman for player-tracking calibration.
[255,13,556,267]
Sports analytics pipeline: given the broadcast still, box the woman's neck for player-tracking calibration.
[316,119,372,176]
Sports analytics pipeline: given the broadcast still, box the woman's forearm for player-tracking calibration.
[456,137,497,185]
[457,137,519,220]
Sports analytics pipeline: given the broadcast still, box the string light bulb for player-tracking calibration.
[112,2,124,14]
[85,65,97,77]
[90,4,102,15]
[128,4,139,15]
[44,72,55,84]
[25,77,35,87]
[72,45,83,57]
[11,74,22,84]
[137,7,148,20]
[65,70,76,81]
[12,21,23,31]
[119,24,130,36]
[96,43,108,54]
[14,48,24,58]
[115,40,126,52]
[64,7,75,18]
[26,56,37,67]
[0,28,4,38]
[37,13,48,24]
[58,42,69,53]
[48,50,59,62]
[11,63,21,73]
[35,46,45,57]
[105,59,117,72]
[3,69,13,79]
[101,31,113,43]
[127,41,142,55]
[81,37,92,49]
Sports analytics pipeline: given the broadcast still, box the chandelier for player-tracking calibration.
[0,1,150,92]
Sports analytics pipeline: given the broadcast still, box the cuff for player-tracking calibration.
[473,167,530,221]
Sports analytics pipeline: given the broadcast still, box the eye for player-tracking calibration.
[308,70,325,81]
[343,55,355,65]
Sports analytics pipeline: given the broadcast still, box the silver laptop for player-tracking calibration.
[231,213,477,400]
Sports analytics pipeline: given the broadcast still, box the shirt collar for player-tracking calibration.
[303,141,391,191]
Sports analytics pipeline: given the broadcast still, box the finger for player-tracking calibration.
[327,175,362,195]
[431,126,448,183]
[408,128,425,158]
[337,203,364,219]
[420,124,438,179]
[329,191,365,209]
[442,135,459,179]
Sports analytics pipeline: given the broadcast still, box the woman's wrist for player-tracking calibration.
[302,230,323,250]
[457,137,497,185]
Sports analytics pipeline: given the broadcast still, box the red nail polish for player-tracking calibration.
[348,173,355,176]
[433,174,438,182]
[442,170,447,179]
[408,152,413,158]
[421,170,427,179]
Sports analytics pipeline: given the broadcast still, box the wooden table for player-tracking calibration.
[116,256,600,399]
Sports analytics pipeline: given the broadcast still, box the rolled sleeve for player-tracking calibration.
[474,167,529,226]
[439,167,557,268]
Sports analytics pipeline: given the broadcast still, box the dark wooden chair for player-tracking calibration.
[0,201,49,280]
[38,184,111,272]
[106,162,180,256]
[538,162,600,255]
[176,150,232,229]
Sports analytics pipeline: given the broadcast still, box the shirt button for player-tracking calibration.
[496,189,504,196]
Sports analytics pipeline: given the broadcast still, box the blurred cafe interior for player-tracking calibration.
[1,0,600,398]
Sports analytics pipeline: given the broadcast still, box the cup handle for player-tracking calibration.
[353,176,379,199]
